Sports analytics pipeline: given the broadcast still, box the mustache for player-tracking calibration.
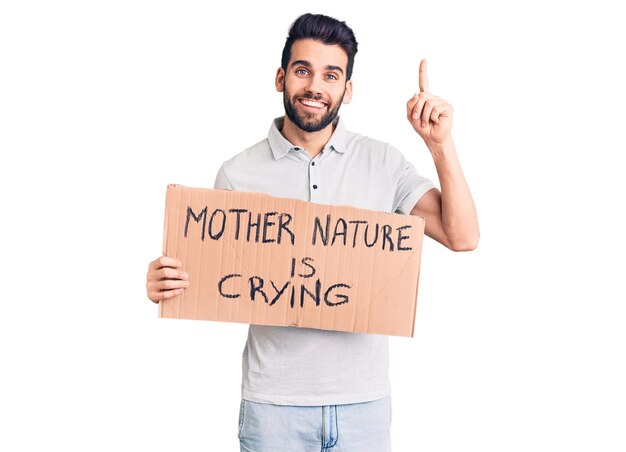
[298,92,327,103]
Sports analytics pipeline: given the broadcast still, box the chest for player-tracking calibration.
[235,152,395,213]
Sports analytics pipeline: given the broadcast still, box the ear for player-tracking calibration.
[275,67,285,92]
[342,79,353,104]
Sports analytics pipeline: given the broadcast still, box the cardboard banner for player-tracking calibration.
[159,184,426,337]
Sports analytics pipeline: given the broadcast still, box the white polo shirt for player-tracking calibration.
[213,116,436,406]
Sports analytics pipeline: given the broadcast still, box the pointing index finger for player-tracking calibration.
[419,59,429,93]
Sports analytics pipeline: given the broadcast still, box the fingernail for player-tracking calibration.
[183,272,189,279]
[183,281,190,286]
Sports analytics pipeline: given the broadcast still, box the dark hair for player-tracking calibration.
[281,13,359,80]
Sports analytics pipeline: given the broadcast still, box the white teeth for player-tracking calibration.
[300,99,325,108]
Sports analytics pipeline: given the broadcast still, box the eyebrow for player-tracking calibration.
[291,60,345,75]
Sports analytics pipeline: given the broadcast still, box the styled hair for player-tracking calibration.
[281,13,359,80]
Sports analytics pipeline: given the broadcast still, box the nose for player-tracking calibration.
[305,74,324,95]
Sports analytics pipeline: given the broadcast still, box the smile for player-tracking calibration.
[298,98,327,109]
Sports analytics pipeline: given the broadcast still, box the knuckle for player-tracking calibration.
[164,280,179,289]
[163,289,181,300]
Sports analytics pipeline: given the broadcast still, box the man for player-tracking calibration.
[146,13,478,451]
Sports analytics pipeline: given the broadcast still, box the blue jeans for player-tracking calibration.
[238,396,392,451]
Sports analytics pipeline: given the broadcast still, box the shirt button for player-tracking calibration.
[311,162,315,166]
[313,184,318,189]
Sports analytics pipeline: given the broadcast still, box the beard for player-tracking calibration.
[283,85,345,133]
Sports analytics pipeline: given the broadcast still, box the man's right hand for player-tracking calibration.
[146,256,189,303]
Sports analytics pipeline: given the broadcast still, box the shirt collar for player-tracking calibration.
[268,116,347,160]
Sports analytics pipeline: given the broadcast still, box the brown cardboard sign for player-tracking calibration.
[159,184,426,337]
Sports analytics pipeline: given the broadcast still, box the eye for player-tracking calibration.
[296,68,309,76]
[326,74,338,81]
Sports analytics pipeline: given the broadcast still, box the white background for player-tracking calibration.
[1,1,625,451]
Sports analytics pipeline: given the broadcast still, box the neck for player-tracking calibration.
[280,115,336,159]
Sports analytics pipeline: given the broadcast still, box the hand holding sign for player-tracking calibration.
[146,256,190,303]
[406,59,453,146]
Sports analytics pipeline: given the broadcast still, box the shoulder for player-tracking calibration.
[220,137,272,173]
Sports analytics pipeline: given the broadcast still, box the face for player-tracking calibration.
[276,39,353,133]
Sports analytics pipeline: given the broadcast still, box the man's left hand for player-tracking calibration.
[406,59,453,146]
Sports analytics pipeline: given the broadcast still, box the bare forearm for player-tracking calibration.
[426,137,479,250]
[406,59,479,250]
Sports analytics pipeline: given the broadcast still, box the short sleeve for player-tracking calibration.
[213,164,233,190]
[391,148,437,215]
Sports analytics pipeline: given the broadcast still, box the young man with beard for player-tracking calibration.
[146,13,478,451]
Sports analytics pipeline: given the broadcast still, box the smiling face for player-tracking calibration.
[276,39,353,133]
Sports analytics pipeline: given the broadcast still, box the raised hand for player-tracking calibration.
[406,59,453,146]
